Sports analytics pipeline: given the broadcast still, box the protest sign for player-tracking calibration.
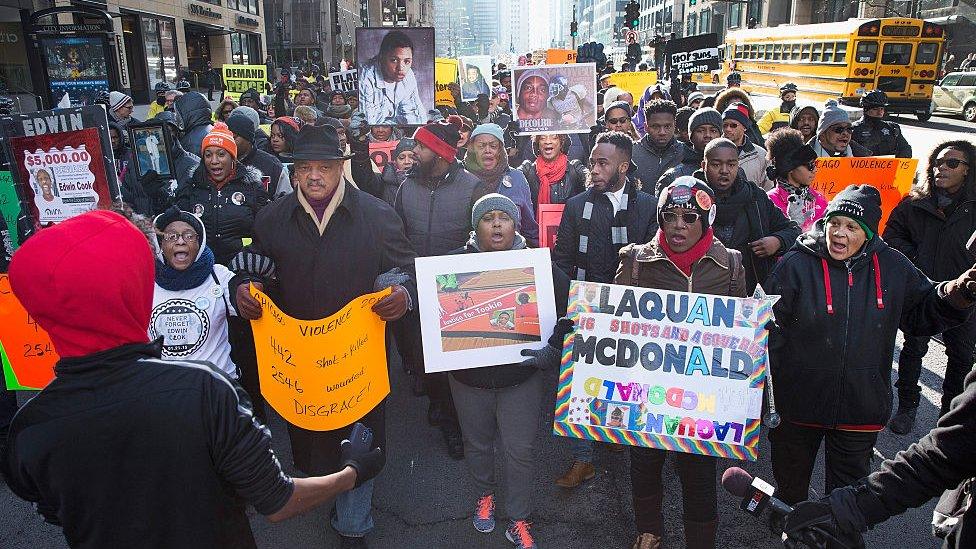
[0,274,58,390]
[329,69,359,94]
[221,64,267,101]
[249,286,392,431]
[0,106,120,226]
[553,281,770,460]
[357,27,435,125]
[417,249,558,373]
[667,33,720,76]
[128,121,174,179]
[606,71,658,106]
[512,63,597,135]
[0,171,21,250]
[546,49,578,64]
[435,58,459,107]
[458,55,493,101]
[810,157,918,233]
[538,204,564,249]
[369,140,398,174]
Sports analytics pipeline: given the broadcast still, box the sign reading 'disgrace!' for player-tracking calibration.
[553,281,770,461]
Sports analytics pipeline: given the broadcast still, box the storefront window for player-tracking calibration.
[231,32,243,64]
[230,32,262,65]
[143,18,163,89]
[0,7,35,97]
[160,20,178,82]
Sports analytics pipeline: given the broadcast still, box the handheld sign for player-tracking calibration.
[810,157,917,233]
[221,64,267,101]
[0,274,58,390]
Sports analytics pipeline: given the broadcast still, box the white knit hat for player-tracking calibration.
[109,91,132,112]
[816,99,850,137]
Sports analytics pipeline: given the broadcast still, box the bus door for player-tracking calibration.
[908,22,945,100]
[851,21,882,100]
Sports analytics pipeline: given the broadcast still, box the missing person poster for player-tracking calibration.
[356,27,435,125]
[458,55,492,101]
[221,64,268,101]
[512,63,597,135]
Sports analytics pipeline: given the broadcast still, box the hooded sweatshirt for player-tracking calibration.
[174,92,215,156]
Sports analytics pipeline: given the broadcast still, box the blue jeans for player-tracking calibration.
[331,479,375,537]
[570,437,593,463]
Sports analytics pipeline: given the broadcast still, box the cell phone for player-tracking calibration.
[348,422,373,447]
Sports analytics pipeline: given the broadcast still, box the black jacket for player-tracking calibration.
[766,228,971,427]
[238,146,288,198]
[883,183,976,282]
[518,157,587,211]
[655,142,702,194]
[851,116,912,158]
[632,136,684,192]
[449,244,570,389]
[696,169,800,293]
[176,163,270,265]
[1,342,293,549]
[174,93,214,155]
[553,179,658,284]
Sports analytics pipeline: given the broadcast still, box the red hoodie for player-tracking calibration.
[9,210,155,358]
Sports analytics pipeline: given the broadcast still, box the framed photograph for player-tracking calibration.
[457,55,492,101]
[511,63,597,135]
[127,121,174,179]
[417,248,558,373]
[356,27,435,126]
[538,204,565,249]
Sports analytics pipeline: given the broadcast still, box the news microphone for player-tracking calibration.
[721,467,793,519]
[967,228,976,256]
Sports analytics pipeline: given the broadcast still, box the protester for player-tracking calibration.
[153,111,202,194]
[359,30,426,125]
[686,91,704,110]
[174,92,215,156]
[852,90,912,158]
[518,134,587,211]
[812,100,871,157]
[789,104,820,144]
[714,87,764,147]
[757,83,797,135]
[765,185,975,509]
[294,88,323,117]
[451,193,572,549]
[722,103,772,189]
[1,210,384,548]
[884,140,976,430]
[108,91,139,127]
[232,123,414,548]
[765,128,826,232]
[656,107,722,193]
[675,106,694,144]
[618,177,746,549]
[601,100,640,140]
[226,110,291,199]
[602,87,635,114]
[451,115,475,160]
[696,138,800,293]
[378,138,416,206]
[552,131,657,487]
[630,99,682,190]
[232,105,271,151]
[147,82,172,119]
[265,116,302,162]
[632,84,671,135]
[240,88,272,123]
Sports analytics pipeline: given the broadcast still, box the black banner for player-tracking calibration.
[667,33,720,76]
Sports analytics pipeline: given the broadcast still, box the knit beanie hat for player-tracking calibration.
[226,111,257,143]
[603,86,630,109]
[688,107,722,135]
[790,105,820,131]
[393,138,416,159]
[471,193,520,229]
[658,176,716,229]
[201,122,238,158]
[823,184,882,239]
[604,100,633,117]
[152,206,207,263]
[231,106,261,130]
[816,100,850,138]
[414,120,461,162]
[676,106,695,134]
[687,91,705,105]
[722,103,752,129]
[469,123,505,146]
[109,91,132,112]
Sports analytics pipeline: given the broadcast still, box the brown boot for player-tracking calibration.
[554,460,595,488]
[632,533,662,549]
[683,519,717,549]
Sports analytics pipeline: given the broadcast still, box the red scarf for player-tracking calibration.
[535,154,568,204]
[657,228,715,276]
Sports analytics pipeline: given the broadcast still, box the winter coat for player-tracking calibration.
[175,163,270,265]
[238,146,291,199]
[655,142,703,194]
[632,136,684,193]
[811,137,873,158]
[114,148,153,216]
[174,93,214,156]
[757,106,792,135]
[766,227,971,428]
[714,88,765,148]
[736,136,773,190]
[395,161,485,257]
[852,116,912,158]
[884,181,976,282]
[617,234,746,297]
[518,157,587,211]
[697,169,801,293]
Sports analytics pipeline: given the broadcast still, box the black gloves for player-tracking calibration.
[339,422,384,488]
[781,487,868,549]
[520,317,574,371]
[943,266,976,309]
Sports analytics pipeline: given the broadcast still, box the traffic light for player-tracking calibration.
[571,20,578,37]
[625,0,640,30]
[689,0,696,5]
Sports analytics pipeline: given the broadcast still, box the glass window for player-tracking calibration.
[159,19,177,83]
[856,41,878,63]
[823,42,835,62]
[231,33,242,64]
[800,43,811,60]
[227,0,238,10]
[959,74,976,87]
[881,43,912,65]
[916,42,939,65]
[142,18,163,89]
[811,43,822,62]
[772,44,782,60]
[835,42,847,63]
[940,73,961,86]
[0,7,35,97]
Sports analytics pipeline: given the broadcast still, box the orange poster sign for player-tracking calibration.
[810,157,918,233]
[0,274,58,390]
[369,140,398,174]
[546,49,578,64]
[249,286,391,431]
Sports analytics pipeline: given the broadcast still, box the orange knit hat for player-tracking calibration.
[201,122,238,158]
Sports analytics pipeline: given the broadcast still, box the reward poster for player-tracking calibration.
[553,281,770,460]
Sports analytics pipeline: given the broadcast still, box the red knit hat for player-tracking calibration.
[201,121,238,158]
[414,120,462,163]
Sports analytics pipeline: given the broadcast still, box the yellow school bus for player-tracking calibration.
[722,18,945,120]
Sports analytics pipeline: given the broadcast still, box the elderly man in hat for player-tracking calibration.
[234,123,415,548]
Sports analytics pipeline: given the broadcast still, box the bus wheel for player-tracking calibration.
[965,102,976,123]
[916,111,932,122]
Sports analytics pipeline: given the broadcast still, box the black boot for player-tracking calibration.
[888,406,917,435]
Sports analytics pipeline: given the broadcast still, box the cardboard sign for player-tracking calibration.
[329,69,359,94]
[606,71,658,105]
[538,204,565,249]
[546,49,578,64]
[0,274,58,390]
[221,64,267,101]
[417,249,558,373]
[810,157,918,233]
[435,58,459,107]
[369,140,398,174]
[249,286,392,431]
[553,281,770,460]
[512,63,598,135]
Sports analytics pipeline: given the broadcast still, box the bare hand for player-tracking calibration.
[236,281,264,320]
[371,285,408,321]
[749,237,781,258]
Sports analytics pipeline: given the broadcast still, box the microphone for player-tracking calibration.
[967,228,976,256]
[721,467,793,519]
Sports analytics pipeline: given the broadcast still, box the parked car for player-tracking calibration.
[931,71,976,122]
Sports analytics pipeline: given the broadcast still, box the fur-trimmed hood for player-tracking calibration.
[715,88,755,119]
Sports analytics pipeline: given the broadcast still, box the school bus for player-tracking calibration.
[722,18,945,120]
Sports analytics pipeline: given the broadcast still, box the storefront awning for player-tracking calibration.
[184,21,230,36]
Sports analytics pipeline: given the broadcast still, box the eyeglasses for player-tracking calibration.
[831,125,854,134]
[804,160,817,171]
[606,117,630,125]
[661,211,701,225]
[934,158,970,169]
[161,231,199,243]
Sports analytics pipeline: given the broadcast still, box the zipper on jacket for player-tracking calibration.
[834,261,855,429]
[425,188,435,256]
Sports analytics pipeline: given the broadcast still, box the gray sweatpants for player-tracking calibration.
[449,372,543,520]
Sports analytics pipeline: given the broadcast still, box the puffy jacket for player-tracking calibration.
[395,161,485,257]
[518,157,587,211]
[851,116,912,158]
[175,93,214,155]
[757,106,792,135]
[884,181,976,282]
[616,234,746,298]
[176,163,270,265]
[655,142,703,194]
[736,136,773,190]
[766,227,970,428]
[767,183,828,233]
[632,136,684,192]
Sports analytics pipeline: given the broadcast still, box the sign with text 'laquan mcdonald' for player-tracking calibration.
[249,286,391,431]
[0,274,58,390]
[221,64,267,101]
[553,280,770,460]
[810,157,918,234]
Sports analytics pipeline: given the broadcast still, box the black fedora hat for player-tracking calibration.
[284,123,352,161]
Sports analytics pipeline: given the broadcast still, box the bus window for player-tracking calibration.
[835,42,848,63]
[758,44,767,59]
[801,43,812,60]
[881,43,912,65]
[790,44,801,60]
[812,43,823,62]
[773,44,782,60]
[735,44,743,59]
[856,41,878,63]
[823,42,835,62]
[916,42,939,65]
[748,44,756,59]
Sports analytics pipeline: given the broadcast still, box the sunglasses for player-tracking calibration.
[934,158,970,169]
[661,211,701,225]
[606,117,630,125]
[831,125,854,134]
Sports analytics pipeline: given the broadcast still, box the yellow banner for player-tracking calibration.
[606,71,658,106]
[250,286,392,431]
[435,58,459,107]
[222,64,267,101]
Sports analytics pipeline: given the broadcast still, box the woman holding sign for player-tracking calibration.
[616,176,745,549]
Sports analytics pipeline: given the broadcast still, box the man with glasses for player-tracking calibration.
[812,99,871,157]
[631,99,683,187]
[852,90,912,158]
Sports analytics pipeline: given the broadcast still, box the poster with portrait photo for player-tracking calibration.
[356,27,435,126]
[128,121,174,179]
[512,63,597,135]
[458,55,492,102]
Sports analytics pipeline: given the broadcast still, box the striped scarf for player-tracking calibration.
[575,178,633,281]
